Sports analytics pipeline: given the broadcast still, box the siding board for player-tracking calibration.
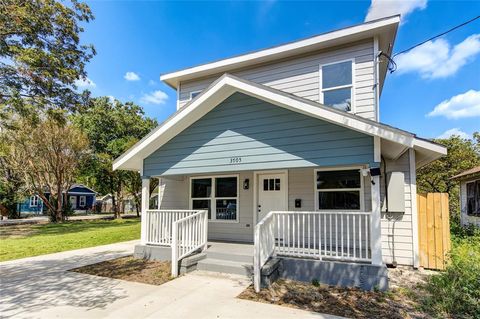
[178,40,376,120]
[144,93,374,177]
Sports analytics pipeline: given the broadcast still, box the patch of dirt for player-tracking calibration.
[0,224,40,239]
[71,256,173,286]
[238,267,433,319]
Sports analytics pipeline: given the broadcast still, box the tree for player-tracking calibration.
[72,97,157,218]
[1,117,90,221]
[417,133,480,220]
[0,0,95,123]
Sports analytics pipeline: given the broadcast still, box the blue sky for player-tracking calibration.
[78,0,480,140]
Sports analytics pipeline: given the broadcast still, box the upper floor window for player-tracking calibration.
[29,196,39,207]
[320,60,353,112]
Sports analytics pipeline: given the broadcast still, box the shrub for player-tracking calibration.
[422,233,480,318]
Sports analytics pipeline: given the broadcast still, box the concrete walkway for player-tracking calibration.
[0,214,138,226]
[0,241,341,319]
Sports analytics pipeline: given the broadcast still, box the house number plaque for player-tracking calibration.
[230,157,242,164]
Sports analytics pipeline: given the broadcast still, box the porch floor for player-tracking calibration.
[205,241,254,256]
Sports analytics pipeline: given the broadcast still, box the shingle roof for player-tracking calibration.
[451,166,480,180]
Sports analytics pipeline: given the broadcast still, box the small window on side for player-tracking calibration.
[190,90,201,100]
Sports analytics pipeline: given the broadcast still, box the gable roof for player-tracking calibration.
[160,15,400,91]
[113,74,446,172]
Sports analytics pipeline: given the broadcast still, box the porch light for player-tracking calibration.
[243,179,249,190]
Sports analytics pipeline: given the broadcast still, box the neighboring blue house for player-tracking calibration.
[17,184,97,215]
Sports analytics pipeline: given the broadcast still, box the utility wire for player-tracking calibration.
[392,15,480,58]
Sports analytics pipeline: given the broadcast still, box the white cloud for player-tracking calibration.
[124,72,140,81]
[428,89,480,119]
[140,90,168,105]
[365,0,427,22]
[107,95,116,103]
[148,80,157,86]
[395,34,480,79]
[74,77,96,88]
[437,128,470,139]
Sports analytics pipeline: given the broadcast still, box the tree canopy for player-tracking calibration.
[72,97,157,217]
[0,0,95,124]
[417,132,480,220]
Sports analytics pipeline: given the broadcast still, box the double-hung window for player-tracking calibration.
[79,196,86,207]
[320,60,354,112]
[191,176,238,222]
[466,180,480,215]
[315,169,362,211]
[29,196,39,207]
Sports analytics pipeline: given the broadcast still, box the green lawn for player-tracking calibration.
[0,218,141,262]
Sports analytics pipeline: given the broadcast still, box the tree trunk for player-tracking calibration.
[56,185,63,222]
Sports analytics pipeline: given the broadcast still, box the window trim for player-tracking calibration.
[29,196,39,207]
[189,174,240,223]
[466,179,480,216]
[313,166,365,212]
[189,90,202,100]
[319,59,355,113]
[79,195,86,207]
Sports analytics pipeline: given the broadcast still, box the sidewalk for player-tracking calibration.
[0,213,138,226]
[0,240,341,319]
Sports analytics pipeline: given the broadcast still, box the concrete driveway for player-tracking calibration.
[0,241,341,319]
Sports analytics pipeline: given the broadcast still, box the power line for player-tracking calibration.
[392,15,480,58]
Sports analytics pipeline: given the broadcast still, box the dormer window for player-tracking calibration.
[320,60,353,112]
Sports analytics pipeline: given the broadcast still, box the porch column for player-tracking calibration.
[371,137,383,265]
[140,176,150,245]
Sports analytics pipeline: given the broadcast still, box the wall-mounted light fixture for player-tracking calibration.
[243,178,249,190]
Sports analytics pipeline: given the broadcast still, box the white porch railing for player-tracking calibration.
[171,210,208,277]
[254,211,372,292]
[144,210,199,246]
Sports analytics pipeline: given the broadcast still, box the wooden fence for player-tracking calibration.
[417,193,451,270]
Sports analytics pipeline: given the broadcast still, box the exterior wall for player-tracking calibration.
[380,151,415,266]
[17,197,44,215]
[178,40,376,120]
[68,194,95,211]
[158,172,254,243]
[156,168,373,243]
[460,178,480,227]
[144,93,374,177]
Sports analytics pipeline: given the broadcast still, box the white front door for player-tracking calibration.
[69,196,77,209]
[257,172,287,223]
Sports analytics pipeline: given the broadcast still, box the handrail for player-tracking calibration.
[253,211,275,292]
[144,210,199,246]
[171,210,208,277]
[254,210,372,292]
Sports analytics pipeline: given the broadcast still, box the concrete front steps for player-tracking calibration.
[196,242,254,277]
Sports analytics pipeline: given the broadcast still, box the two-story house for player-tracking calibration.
[113,15,446,291]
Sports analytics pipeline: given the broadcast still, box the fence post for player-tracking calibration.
[253,223,261,292]
[203,210,208,251]
[171,221,179,277]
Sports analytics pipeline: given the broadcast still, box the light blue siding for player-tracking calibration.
[144,93,374,176]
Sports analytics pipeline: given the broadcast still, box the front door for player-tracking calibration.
[257,172,287,223]
[69,196,77,209]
